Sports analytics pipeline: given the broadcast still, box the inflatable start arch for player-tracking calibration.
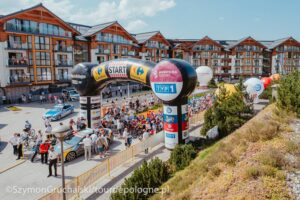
[72,58,197,149]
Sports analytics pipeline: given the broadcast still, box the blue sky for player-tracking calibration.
[1,0,299,40]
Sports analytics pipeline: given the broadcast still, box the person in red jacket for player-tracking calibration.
[39,140,50,164]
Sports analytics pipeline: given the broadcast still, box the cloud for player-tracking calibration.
[0,0,176,32]
[126,20,148,32]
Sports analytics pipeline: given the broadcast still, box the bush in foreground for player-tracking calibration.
[169,144,197,171]
[110,157,170,200]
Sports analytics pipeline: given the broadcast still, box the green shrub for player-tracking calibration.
[110,158,170,200]
[277,70,300,117]
[169,144,197,171]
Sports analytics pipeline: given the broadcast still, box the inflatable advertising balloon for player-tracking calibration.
[215,83,237,97]
[244,78,264,103]
[72,58,197,149]
[270,74,280,81]
[261,77,272,89]
[196,66,213,87]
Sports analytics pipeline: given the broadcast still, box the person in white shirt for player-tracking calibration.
[48,146,58,177]
[9,133,18,155]
[123,128,129,147]
[90,132,98,154]
[82,135,92,160]
[44,117,51,128]
[142,129,150,154]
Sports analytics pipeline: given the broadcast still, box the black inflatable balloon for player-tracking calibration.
[71,58,197,149]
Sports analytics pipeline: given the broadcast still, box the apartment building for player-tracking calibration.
[0,4,80,99]
[1,3,300,102]
[133,31,170,63]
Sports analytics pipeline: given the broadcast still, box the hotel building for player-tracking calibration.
[0,3,300,102]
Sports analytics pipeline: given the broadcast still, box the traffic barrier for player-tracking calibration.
[38,112,203,200]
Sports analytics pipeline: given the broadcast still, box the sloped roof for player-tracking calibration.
[227,36,267,49]
[132,31,160,44]
[81,21,116,37]
[193,36,223,48]
[68,22,92,34]
[266,37,292,49]
[0,3,80,35]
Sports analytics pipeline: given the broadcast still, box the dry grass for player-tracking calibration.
[151,104,297,200]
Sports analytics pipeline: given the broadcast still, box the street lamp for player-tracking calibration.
[52,125,70,200]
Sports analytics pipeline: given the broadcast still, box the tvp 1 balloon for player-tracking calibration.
[196,66,213,87]
[261,77,272,89]
[244,78,264,103]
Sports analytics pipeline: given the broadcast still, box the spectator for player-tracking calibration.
[9,133,18,155]
[31,137,42,162]
[142,129,149,154]
[48,146,58,177]
[90,132,98,154]
[39,140,50,164]
[16,133,23,160]
[82,135,92,160]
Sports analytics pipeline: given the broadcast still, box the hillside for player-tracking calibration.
[152,104,300,200]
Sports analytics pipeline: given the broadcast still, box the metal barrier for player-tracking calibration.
[38,112,203,200]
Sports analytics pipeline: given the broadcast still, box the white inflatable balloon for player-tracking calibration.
[244,78,264,103]
[196,66,213,87]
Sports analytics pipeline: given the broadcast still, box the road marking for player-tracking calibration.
[0,159,26,174]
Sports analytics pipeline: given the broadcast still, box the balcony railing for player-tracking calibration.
[128,51,136,56]
[8,58,29,67]
[97,36,133,45]
[96,49,110,54]
[56,74,71,82]
[9,75,30,85]
[7,41,30,50]
[54,45,73,52]
[55,60,73,67]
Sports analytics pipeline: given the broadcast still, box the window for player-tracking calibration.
[35,52,50,66]
[35,36,50,50]
[37,68,52,81]
[29,68,34,82]
[8,52,27,66]
[9,69,29,83]
[246,52,251,57]
[97,56,105,64]
[57,69,69,80]
[57,54,68,65]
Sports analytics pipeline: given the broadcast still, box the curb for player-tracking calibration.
[0,159,26,174]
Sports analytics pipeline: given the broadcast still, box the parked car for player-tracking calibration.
[54,128,94,162]
[43,104,74,121]
[62,89,80,101]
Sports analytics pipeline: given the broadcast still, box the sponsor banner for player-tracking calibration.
[107,61,128,78]
[181,104,188,114]
[182,130,189,139]
[182,121,189,131]
[91,108,101,129]
[164,122,178,132]
[163,105,177,115]
[130,65,148,83]
[165,131,178,149]
[91,96,101,104]
[79,97,87,104]
[163,114,178,123]
[150,61,183,102]
[151,82,183,102]
[92,64,108,82]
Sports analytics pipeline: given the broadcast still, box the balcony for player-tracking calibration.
[6,41,30,50]
[7,58,29,67]
[96,49,110,54]
[56,74,71,82]
[128,51,136,56]
[9,75,31,85]
[55,60,73,67]
[121,51,128,56]
[97,36,132,45]
[54,45,73,52]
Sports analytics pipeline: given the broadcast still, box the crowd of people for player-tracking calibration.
[8,90,214,178]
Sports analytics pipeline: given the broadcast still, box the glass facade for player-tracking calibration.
[36,67,52,81]
[96,32,132,44]
[5,18,72,37]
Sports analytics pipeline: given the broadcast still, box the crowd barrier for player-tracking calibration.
[38,112,202,200]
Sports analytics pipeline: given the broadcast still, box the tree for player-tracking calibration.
[169,144,197,171]
[201,85,253,137]
[208,78,217,88]
[277,71,300,117]
[111,158,170,200]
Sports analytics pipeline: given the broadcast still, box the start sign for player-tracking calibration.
[150,61,183,102]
